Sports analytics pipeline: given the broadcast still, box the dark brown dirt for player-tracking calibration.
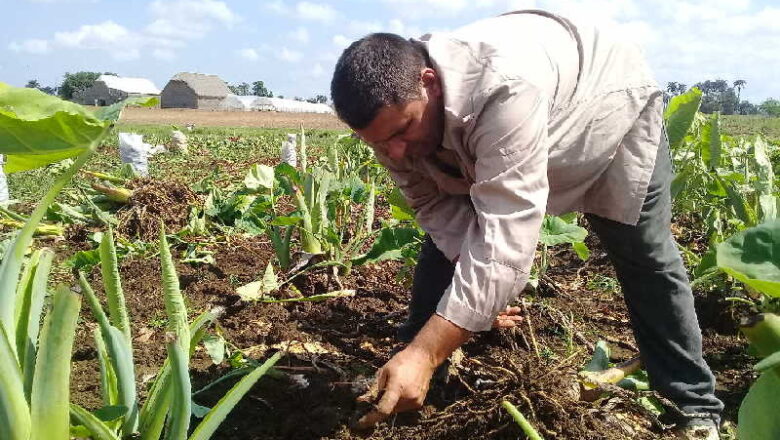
[116,179,200,240]
[67,217,752,440]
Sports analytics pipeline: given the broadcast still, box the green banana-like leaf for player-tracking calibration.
[14,249,53,399]
[0,82,107,172]
[166,335,192,440]
[139,310,219,440]
[99,227,131,343]
[160,224,190,351]
[69,403,121,440]
[0,324,30,440]
[717,222,780,297]
[79,273,138,435]
[663,88,702,150]
[244,164,275,191]
[188,352,283,440]
[30,286,80,440]
[738,370,780,440]
[352,227,422,266]
[93,96,158,122]
[539,215,588,246]
[700,112,721,170]
[94,328,119,409]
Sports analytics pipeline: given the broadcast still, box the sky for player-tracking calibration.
[3,0,780,102]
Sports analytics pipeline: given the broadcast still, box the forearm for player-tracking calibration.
[407,314,471,367]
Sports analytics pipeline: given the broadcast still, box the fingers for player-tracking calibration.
[497,306,522,316]
[355,388,400,430]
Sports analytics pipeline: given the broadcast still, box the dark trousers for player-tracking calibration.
[398,134,724,421]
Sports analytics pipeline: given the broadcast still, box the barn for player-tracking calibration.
[75,75,160,106]
[160,72,230,110]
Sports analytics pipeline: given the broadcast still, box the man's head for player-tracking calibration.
[330,33,445,161]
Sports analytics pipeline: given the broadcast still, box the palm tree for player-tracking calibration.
[733,80,747,113]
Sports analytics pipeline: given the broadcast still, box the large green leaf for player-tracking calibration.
[539,215,587,246]
[352,227,421,266]
[700,113,721,170]
[0,83,107,172]
[244,164,275,191]
[717,221,780,297]
[664,88,702,150]
[738,371,780,440]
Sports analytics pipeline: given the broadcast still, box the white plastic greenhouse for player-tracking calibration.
[219,95,333,114]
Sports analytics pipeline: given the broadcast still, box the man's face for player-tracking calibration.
[355,68,444,161]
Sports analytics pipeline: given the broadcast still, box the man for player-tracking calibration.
[330,10,723,438]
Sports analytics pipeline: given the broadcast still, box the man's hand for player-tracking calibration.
[356,345,436,428]
[493,305,523,328]
[356,315,471,429]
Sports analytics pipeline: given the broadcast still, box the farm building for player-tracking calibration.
[75,75,160,106]
[160,72,230,110]
[219,95,333,114]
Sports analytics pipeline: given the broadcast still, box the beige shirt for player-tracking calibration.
[375,10,664,332]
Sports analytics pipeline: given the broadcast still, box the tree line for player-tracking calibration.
[23,71,329,105]
[666,79,780,117]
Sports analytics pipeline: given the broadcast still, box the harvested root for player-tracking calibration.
[579,356,642,401]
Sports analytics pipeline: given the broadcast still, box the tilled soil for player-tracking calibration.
[67,225,753,440]
[120,107,348,130]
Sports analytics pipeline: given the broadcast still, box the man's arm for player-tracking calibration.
[360,80,550,426]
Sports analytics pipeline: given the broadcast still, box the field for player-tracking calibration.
[2,93,780,440]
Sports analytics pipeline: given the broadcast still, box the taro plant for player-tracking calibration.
[73,225,283,440]
[0,84,156,440]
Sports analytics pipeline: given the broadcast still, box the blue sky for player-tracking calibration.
[4,0,779,102]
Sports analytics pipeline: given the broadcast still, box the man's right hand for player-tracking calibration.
[493,306,523,328]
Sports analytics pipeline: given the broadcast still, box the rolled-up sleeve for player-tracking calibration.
[436,80,550,332]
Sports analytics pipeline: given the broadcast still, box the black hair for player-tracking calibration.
[330,33,431,129]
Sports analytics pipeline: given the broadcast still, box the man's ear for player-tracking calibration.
[420,68,442,98]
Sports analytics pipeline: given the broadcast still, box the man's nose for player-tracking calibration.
[386,139,407,160]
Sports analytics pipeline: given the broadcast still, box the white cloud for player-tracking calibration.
[278,47,303,62]
[12,0,239,61]
[238,48,259,61]
[311,63,325,78]
[332,34,351,48]
[145,0,239,40]
[290,27,310,44]
[296,2,338,22]
[264,0,289,14]
[8,39,50,54]
[54,21,130,48]
[387,19,422,37]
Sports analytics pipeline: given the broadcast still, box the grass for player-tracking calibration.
[7,124,349,207]
[721,115,780,142]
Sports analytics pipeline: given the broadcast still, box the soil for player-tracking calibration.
[115,178,200,240]
[66,218,754,439]
[120,107,348,130]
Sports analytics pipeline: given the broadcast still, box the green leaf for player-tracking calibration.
[202,334,225,365]
[31,286,81,440]
[0,325,30,440]
[260,289,355,303]
[583,340,610,372]
[166,335,192,440]
[160,224,190,352]
[188,352,283,440]
[700,113,721,169]
[352,227,422,266]
[0,82,109,172]
[755,350,780,373]
[93,96,159,122]
[244,164,275,191]
[539,215,587,246]
[270,215,302,226]
[100,227,131,343]
[236,262,278,301]
[572,241,590,261]
[663,88,702,150]
[387,187,414,219]
[69,403,121,440]
[738,371,780,440]
[93,404,128,422]
[717,221,780,297]
[191,401,211,419]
